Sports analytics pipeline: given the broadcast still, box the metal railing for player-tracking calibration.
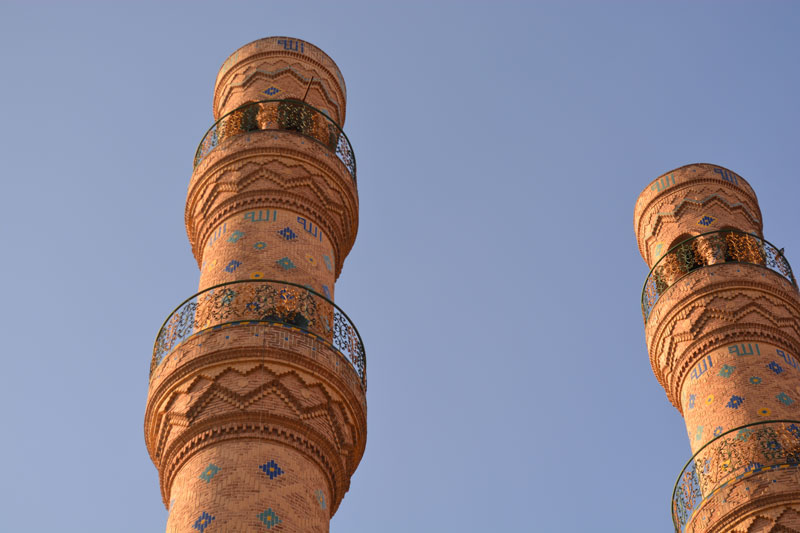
[150,280,366,389]
[642,230,796,321]
[193,99,357,184]
[671,420,800,532]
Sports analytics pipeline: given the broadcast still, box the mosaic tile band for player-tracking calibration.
[641,229,796,321]
[194,98,356,183]
[672,420,800,532]
[151,279,366,388]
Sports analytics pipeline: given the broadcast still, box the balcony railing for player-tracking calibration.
[150,280,366,389]
[193,99,357,184]
[641,230,796,321]
[672,420,800,532]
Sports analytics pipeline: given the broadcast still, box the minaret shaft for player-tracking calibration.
[635,164,800,532]
[145,37,366,533]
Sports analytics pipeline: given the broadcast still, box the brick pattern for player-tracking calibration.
[145,324,366,513]
[186,131,358,281]
[643,263,800,410]
[214,36,347,126]
[146,36,366,532]
[686,467,800,532]
[634,163,762,267]
[165,441,330,533]
[634,164,800,531]
[681,341,800,450]
[198,208,336,298]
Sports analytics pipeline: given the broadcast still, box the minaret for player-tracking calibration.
[635,164,800,532]
[144,37,366,532]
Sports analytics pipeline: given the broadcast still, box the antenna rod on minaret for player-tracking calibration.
[302,77,314,102]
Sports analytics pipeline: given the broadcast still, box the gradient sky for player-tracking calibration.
[2,2,800,531]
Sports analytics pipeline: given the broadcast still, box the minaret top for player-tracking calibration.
[213,36,348,126]
[633,162,763,267]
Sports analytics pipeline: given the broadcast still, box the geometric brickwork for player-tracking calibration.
[634,164,800,532]
[145,36,367,532]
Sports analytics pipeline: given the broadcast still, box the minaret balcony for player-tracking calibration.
[641,230,797,322]
[193,98,356,184]
[671,420,800,532]
[149,279,366,389]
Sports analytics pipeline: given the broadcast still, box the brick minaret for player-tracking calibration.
[144,37,366,532]
[635,164,800,532]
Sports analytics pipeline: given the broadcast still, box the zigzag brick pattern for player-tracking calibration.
[634,164,800,532]
[145,37,366,532]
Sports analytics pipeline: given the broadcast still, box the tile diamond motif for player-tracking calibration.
[257,508,282,529]
[719,364,735,378]
[225,260,242,273]
[697,215,716,227]
[264,86,281,96]
[193,511,215,532]
[276,257,296,271]
[277,227,298,241]
[260,460,284,480]
[726,395,745,409]
[768,361,784,374]
[777,392,794,406]
[199,463,220,483]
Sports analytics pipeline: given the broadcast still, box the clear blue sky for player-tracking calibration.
[2,1,800,531]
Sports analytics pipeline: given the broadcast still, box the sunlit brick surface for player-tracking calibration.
[146,36,366,532]
[635,164,800,532]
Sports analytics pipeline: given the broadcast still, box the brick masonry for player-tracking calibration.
[635,164,800,532]
[145,36,366,532]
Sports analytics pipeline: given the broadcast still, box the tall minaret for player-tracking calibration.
[634,163,800,532]
[145,37,366,532]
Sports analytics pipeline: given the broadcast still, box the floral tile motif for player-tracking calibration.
[258,508,281,529]
[193,511,215,532]
[305,254,317,268]
[726,395,745,409]
[768,361,784,374]
[276,257,296,271]
[228,230,244,243]
[221,289,237,305]
[697,215,716,227]
[758,407,772,417]
[315,489,326,510]
[225,260,242,273]
[277,227,298,241]
[705,394,714,406]
[718,365,735,378]
[777,392,795,406]
[259,460,284,480]
[750,376,762,385]
[713,426,724,437]
[251,271,265,279]
[199,463,220,483]
[695,425,703,441]
[253,241,267,250]
[323,255,332,272]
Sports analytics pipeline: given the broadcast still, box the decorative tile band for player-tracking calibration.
[151,280,366,388]
[641,230,796,321]
[672,420,800,532]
